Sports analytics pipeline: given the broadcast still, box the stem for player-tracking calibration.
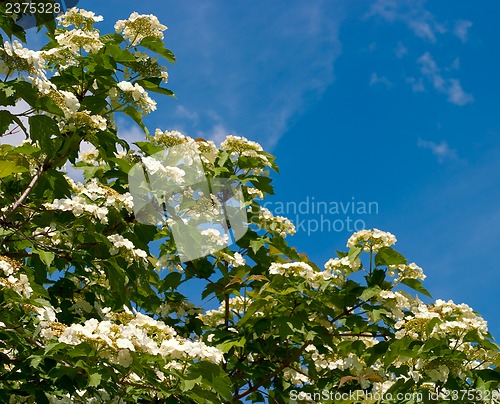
[224,292,230,330]
[231,339,312,402]
[1,160,48,222]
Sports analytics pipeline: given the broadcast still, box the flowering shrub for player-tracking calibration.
[0,6,499,403]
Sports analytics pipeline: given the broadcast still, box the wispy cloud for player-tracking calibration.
[175,105,199,125]
[155,0,344,149]
[369,72,392,88]
[117,118,148,145]
[406,76,425,92]
[369,0,446,42]
[395,41,408,58]
[417,52,474,106]
[417,138,461,163]
[453,20,473,43]
[0,101,31,146]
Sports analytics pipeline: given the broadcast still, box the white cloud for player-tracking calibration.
[395,41,408,58]
[417,138,460,163]
[369,0,446,42]
[417,52,473,106]
[0,101,31,146]
[406,77,425,92]
[200,123,232,146]
[453,20,473,43]
[369,72,392,88]
[175,105,199,125]
[117,119,147,145]
[157,1,343,150]
[446,79,474,106]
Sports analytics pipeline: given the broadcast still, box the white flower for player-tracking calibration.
[115,12,167,46]
[107,234,148,264]
[141,156,185,184]
[389,262,426,282]
[215,251,246,267]
[55,29,103,54]
[200,228,229,246]
[347,228,397,252]
[117,349,133,367]
[254,207,296,237]
[113,81,157,115]
[0,260,15,276]
[57,8,103,30]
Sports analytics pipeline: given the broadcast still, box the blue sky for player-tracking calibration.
[20,0,500,337]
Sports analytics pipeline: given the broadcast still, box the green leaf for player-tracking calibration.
[88,373,101,387]
[139,37,176,63]
[134,141,164,156]
[249,238,266,254]
[216,337,246,353]
[34,249,55,268]
[400,278,432,298]
[0,160,28,178]
[375,246,407,266]
[137,78,175,97]
[0,110,15,134]
[29,115,60,153]
[122,106,148,135]
[160,272,182,291]
[360,286,381,301]
[347,245,362,261]
[100,33,124,44]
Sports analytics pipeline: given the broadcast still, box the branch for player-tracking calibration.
[1,161,48,222]
[231,339,312,402]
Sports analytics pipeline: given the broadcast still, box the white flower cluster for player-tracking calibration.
[200,228,229,247]
[395,299,489,341]
[389,262,426,282]
[110,81,157,115]
[157,301,202,319]
[150,129,219,167]
[220,135,271,167]
[65,110,108,132]
[282,367,310,386]
[198,296,256,327]
[55,29,103,54]
[44,179,134,225]
[377,290,413,319]
[57,308,224,367]
[141,156,185,184]
[214,251,246,267]
[33,225,62,246]
[269,261,316,278]
[246,187,264,200]
[0,256,32,299]
[78,147,100,165]
[255,207,296,237]
[54,9,104,54]
[323,256,362,285]
[303,339,385,390]
[347,228,397,252]
[44,195,108,224]
[107,234,148,264]
[114,12,167,46]
[56,8,104,30]
[0,40,44,75]
[152,129,188,147]
[269,258,365,289]
[154,254,184,273]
